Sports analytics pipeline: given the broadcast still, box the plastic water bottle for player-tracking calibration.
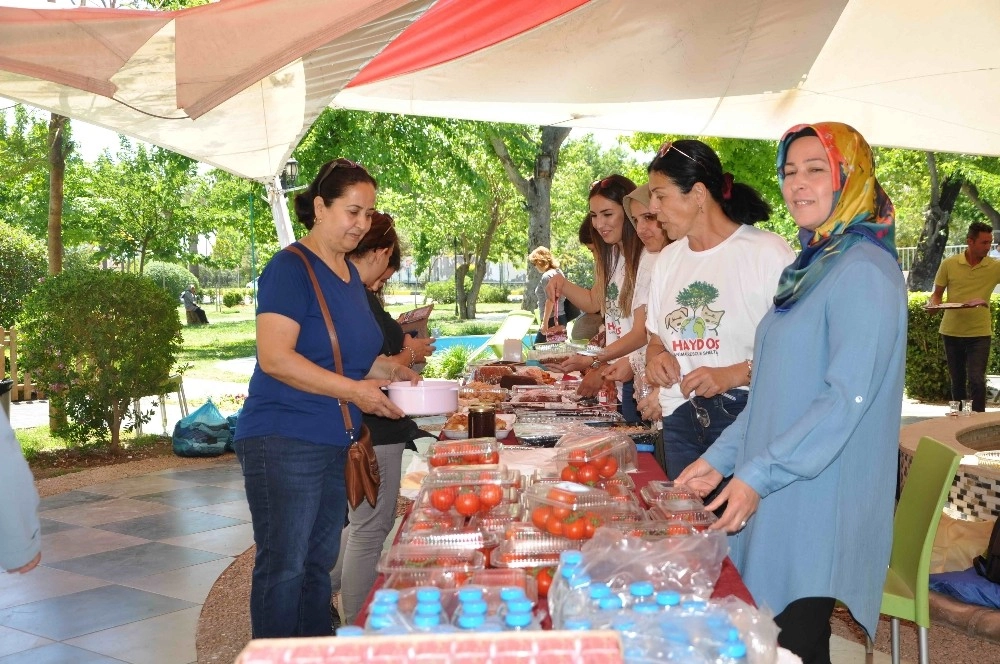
[549,550,584,619]
[594,595,624,629]
[715,641,748,663]
[554,571,593,628]
[364,589,408,634]
[656,590,681,610]
[564,617,592,631]
[628,580,656,611]
[503,608,539,631]
[336,625,365,637]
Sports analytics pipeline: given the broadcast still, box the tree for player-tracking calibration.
[47,113,71,275]
[489,126,572,314]
[0,220,46,328]
[906,153,964,291]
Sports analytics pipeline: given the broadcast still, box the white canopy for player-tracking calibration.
[0,0,997,182]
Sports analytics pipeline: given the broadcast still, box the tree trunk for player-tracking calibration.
[906,153,963,292]
[47,113,70,276]
[47,113,71,433]
[489,126,571,315]
[109,401,122,454]
[187,236,201,280]
[463,197,504,319]
[962,182,1000,231]
[455,259,471,320]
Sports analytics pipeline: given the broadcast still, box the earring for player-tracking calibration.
[698,204,704,214]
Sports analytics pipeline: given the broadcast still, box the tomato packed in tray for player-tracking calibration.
[552,428,638,475]
[638,480,703,508]
[415,467,521,518]
[647,504,718,531]
[426,438,501,467]
[521,482,621,541]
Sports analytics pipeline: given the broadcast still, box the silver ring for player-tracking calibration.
[739,520,748,529]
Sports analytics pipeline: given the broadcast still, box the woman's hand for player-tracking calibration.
[403,335,436,363]
[390,365,421,385]
[576,369,605,398]
[558,353,594,374]
[645,349,681,388]
[705,478,760,534]
[675,459,723,499]
[678,364,742,398]
[351,378,406,419]
[545,273,567,302]
[601,360,633,383]
[637,386,662,421]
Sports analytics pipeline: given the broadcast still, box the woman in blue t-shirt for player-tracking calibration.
[233,159,418,639]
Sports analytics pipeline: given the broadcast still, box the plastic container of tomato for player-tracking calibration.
[647,504,718,531]
[491,524,574,568]
[415,467,522,518]
[465,569,539,611]
[520,482,619,541]
[469,503,525,537]
[639,480,703,508]
[609,520,706,540]
[552,428,638,477]
[401,508,468,537]
[399,525,502,567]
[426,438,502,467]
[378,545,485,575]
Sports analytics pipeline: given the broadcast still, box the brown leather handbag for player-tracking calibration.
[287,245,380,509]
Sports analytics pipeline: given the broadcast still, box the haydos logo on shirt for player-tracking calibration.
[665,280,724,355]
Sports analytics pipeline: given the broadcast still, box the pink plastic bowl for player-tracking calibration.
[386,379,459,416]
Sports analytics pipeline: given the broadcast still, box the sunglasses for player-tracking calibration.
[589,176,616,196]
[656,140,700,166]
[315,157,368,192]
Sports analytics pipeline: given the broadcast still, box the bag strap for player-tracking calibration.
[285,244,356,439]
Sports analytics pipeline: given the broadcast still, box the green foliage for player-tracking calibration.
[676,281,719,310]
[478,284,511,304]
[425,280,458,304]
[0,220,46,327]
[222,291,243,309]
[18,270,183,449]
[423,345,472,380]
[145,261,199,301]
[905,292,1000,402]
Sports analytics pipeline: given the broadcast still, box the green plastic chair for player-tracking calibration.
[875,436,961,664]
[467,310,536,362]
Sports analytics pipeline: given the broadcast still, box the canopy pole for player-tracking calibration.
[267,176,296,248]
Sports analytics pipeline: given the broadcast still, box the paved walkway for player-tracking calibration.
[1,372,967,663]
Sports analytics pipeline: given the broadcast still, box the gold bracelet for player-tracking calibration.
[407,348,416,368]
[746,358,753,381]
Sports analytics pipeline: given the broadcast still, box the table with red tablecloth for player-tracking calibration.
[356,451,753,627]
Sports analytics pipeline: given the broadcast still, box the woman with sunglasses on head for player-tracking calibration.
[676,124,905,663]
[329,211,434,628]
[546,175,647,422]
[233,160,419,639]
[644,140,794,483]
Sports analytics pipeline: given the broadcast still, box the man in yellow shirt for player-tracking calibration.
[930,221,1000,411]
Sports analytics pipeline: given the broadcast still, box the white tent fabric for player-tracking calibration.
[337,0,1000,157]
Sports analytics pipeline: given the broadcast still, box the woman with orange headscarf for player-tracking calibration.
[677,123,906,663]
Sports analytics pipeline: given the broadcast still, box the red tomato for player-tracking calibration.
[564,517,586,540]
[552,505,572,520]
[429,455,447,468]
[531,505,553,529]
[479,484,503,509]
[545,515,565,536]
[536,567,553,598]
[547,488,578,505]
[560,465,579,482]
[598,456,618,478]
[567,449,587,468]
[478,450,500,464]
[430,487,455,512]
[583,519,596,538]
[576,463,599,485]
[455,491,481,516]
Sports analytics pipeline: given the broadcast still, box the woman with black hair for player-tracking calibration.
[546,175,648,421]
[234,160,418,639]
[643,140,794,481]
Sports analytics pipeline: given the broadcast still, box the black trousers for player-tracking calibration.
[942,334,991,411]
[194,306,209,324]
[775,597,836,664]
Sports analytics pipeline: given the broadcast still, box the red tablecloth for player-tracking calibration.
[356,452,753,626]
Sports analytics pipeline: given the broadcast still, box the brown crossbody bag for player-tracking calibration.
[286,245,380,509]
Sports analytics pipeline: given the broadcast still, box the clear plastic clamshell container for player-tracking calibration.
[647,504,719,531]
[377,545,486,576]
[520,481,623,540]
[491,523,575,568]
[469,502,525,536]
[401,508,467,537]
[639,480,703,509]
[426,437,502,467]
[608,520,708,540]
[465,569,539,611]
[552,427,638,474]
[457,383,509,407]
[414,469,521,519]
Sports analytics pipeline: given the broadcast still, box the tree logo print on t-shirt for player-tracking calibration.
[665,281,724,344]
[605,279,623,335]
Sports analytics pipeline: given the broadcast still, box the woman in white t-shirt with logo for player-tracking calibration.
[545,175,646,422]
[643,140,794,482]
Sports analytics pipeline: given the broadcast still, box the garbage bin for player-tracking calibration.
[0,379,12,420]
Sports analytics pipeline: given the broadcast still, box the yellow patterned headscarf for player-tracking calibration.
[773,122,897,310]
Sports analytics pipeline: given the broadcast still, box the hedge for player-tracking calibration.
[905,292,1000,402]
[0,221,46,328]
[423,280,510,304]
[145,261,199,302]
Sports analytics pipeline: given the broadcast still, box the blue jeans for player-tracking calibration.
[235,435,348,638]
[619,380,641,424]
[660,390,749,482]
[942,335,992,412]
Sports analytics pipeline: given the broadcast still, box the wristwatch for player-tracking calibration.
[590,358,602,370]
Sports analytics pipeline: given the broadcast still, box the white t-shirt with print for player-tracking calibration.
[646,224,794,417]
[604,254,630,345]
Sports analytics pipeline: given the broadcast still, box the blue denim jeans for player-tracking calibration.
[234,435,348,638]
[660,389,749,482]
[942,335,992,412]
[619,379,641,424]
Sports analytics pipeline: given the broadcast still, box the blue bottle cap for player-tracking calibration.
[598,596,624,611]
[413,613,440,629]
[628,580,654,597]
[461,599,488,616]
[336,625,365,637]
[655,590,681,607]
[560,550,584,565]
[415,601,443,616]
[500,586,526,601]
[610,616,636,632]
[505,611,533,628]
[723,642,748,658]
[506,598,533,614]
[589,584,612,600]
[416,587,442,602]
[371,602,395,615]
[563,618,592,631]
[457,613,486,630]
[457,587,484,602]
[373,588,400,604]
